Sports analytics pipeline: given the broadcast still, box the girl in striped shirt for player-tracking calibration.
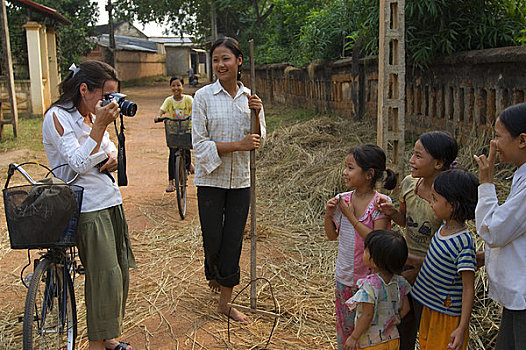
[411,169,479,350]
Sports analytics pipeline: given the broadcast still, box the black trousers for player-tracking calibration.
[495,307,526,350]
[168,148,191,180]
[197,186,250,288]
[397,294,423,350]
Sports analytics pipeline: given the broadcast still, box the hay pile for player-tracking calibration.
[256,115,511,349]
[0,110,512,349]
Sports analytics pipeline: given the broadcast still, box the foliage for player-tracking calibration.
[110,0,525,68]
[4,0,97,78]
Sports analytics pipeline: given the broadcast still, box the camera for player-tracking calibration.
[102,92,137,117]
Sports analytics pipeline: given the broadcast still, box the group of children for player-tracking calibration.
[325,103,526,350]
[154,72,526,350]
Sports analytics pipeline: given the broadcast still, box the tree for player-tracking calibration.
[4,0,97,77]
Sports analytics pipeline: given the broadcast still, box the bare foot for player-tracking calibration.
[103,339,132,350]
[208,279,220,294]
[218,305,250,324]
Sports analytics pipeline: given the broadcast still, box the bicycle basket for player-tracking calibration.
[3,182,83,249]
[164,119,192,149]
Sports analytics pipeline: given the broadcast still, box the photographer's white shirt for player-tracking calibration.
[42,104,122,213]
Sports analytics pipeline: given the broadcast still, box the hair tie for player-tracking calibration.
[69,63,80,77]
[449,160,458,169]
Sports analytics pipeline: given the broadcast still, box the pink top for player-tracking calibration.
[332,191,391,287]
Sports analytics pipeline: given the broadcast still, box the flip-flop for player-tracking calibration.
[107,341,133,350]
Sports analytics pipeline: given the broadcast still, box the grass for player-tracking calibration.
[0,117,44,153]
[263,103,320,133]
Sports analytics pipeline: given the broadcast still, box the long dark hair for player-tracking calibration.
[364,230,408,275]
[499,103,526,137]
[49,60,118,113]
[349,144,397,190]
[433,169,479,222]
[418,131,458,170]
[210,37,243,80]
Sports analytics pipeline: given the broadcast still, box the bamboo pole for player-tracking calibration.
[249,39,257,310]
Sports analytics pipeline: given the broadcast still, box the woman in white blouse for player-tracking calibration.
[474,103,526,350]
[42,61,136,350]
[192,37,266,323]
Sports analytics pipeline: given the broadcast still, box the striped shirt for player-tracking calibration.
[191,80,266,189]
[411,227,476,316]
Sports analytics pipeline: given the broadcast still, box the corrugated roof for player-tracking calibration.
[90,34,159,53]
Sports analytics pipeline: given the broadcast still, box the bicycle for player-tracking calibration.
[2,162,83,350]
[155,115,192,220]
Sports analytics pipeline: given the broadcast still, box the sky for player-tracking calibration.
[95,0,171,37]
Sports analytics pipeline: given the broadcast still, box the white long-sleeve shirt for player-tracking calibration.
[475,163,526,310]
[191,80,266,189]
[42,105,122,213]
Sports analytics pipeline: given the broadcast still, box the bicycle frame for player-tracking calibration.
[32,247,76,334]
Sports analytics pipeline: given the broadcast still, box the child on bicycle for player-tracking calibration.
[325,144,397,349]
[154,76,194,192]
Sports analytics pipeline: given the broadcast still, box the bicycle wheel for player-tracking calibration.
[23,257,77,350]
[175,152,187,219]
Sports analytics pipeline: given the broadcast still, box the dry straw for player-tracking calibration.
[0,112,513,349]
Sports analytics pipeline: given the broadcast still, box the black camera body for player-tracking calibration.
[102,92,137,117]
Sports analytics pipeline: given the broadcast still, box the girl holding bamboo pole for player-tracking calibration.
[191,37,266,323]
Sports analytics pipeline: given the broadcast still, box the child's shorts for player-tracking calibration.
[419,305,469,350]
[359,338,399,350]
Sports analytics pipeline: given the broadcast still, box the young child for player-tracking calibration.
[345,230,411,350]
[154,76,194,192]
[325,144,397,349]
[474,103,526,350]
[411,169,479,350]
[375,130,458,350]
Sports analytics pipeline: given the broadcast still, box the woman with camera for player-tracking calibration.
[42,60,136,350]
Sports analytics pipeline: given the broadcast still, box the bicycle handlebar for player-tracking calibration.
[5,162,79,188]
[154,116,191,123]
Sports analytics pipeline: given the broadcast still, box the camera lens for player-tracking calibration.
[119,100,137,117]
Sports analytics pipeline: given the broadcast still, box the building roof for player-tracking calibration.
[94,21,127,36]
[90,34,159,53]
[149,37,198,47]
[9,0,72,25]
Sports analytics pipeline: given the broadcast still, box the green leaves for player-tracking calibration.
[5,0,97,77]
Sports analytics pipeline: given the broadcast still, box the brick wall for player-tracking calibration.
[0,80,32,117]
[83,45,166,82]
[251,46,526,137]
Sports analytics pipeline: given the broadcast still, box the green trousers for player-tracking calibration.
[76,205,136,341]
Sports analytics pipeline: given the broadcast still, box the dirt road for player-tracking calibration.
[0,82,274,349]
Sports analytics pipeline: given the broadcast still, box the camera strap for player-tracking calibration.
[114,114,128,186]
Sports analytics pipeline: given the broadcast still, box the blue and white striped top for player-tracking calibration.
[411,227,476,316]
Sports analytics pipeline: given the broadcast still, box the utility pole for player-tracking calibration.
[106,0,116,68]
[377,0,405,175]
[209,0,218,81]
[0,0,18,139]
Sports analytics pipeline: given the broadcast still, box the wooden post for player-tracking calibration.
[248,39,257,310]
[377,0,405,174]
[0,0,19,138]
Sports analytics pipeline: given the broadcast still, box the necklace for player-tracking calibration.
[442,223,466,235]
[443,223,466,230]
